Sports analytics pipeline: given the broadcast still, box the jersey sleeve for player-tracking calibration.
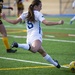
[2,5,9,9]
[20,12,27,20]
[37,12,45,22]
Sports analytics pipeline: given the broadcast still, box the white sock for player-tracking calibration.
[71,16,75,21]
[18,44,30,50]
[44,54,58,66]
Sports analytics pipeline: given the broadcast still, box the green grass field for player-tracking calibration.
[0,16,75,75]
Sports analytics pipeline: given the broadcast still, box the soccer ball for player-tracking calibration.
[69,61,75,73]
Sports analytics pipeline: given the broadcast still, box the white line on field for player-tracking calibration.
[7,35,75,43]
[43,38,75,43]
[0,56,69,68]
[0,35,75,43]
[45,35,55,38]
[68,34,75,37]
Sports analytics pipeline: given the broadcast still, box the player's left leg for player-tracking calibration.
[0,21,17,53]
[12,42,30,50]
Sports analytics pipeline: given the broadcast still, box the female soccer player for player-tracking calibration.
[14,0,24,17]
[14,0,25,23]
[70,0,75,24]
[0,0,17,53]
[1,0,64,68]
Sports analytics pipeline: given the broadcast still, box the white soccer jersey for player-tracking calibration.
[20,10,45,44]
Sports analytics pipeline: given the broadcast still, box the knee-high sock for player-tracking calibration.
[2,37,10,50]
[44,54,58,66]
[70,16,75,21]
[18,44,30,50]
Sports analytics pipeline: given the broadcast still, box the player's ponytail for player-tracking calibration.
[27,4,35,22]
[26,0,41,22]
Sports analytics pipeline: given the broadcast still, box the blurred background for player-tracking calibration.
[3,0,75,16]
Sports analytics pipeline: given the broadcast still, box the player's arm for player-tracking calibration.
[3,5,13,10]
[42,19,64,26]
[1,13,22,24]
[38,12,64,26]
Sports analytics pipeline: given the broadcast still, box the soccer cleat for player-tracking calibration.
[54,60,61,68]
[70,21,73,25]
[7,49,17,53]
[12,42,18,48]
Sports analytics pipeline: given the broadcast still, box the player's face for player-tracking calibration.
[34,3,42,11]
[37,3,42,11]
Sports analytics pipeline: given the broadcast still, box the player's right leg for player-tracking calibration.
[38,46,61,68]
[70,16,75,24]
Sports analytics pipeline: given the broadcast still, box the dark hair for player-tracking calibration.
[26,0,41,22]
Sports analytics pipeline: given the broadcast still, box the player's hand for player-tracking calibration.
[8,7,13,10]
[58,20,64,25]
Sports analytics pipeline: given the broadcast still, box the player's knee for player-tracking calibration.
[32,50,37,53]
[31,47,38,53]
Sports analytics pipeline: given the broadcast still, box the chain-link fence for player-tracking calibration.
[2,0,75,16]
[60,0,75,14]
